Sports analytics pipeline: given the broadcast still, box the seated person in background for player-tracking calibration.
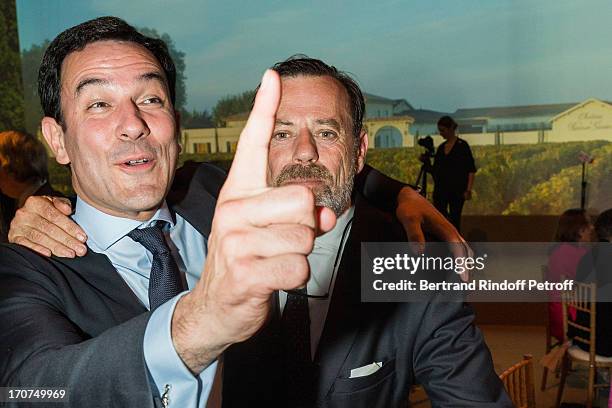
[0,130,59,242]
[547,208,596,340]
[574,208,612,357]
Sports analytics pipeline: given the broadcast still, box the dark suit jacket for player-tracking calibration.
[0,163,225,408]
[222,194,511,408]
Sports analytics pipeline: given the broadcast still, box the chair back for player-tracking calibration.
[499,354,536,408]
[561,280,597,357]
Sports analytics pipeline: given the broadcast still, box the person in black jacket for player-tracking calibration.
[427,116,476,232]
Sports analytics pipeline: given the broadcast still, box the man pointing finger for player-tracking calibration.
[171,70,337,374]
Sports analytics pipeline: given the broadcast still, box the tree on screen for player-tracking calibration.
[0,0,25,131]
[21,41,48,135]
[181,109,214,128]
[137,27,187,113]
[212,90,256,126]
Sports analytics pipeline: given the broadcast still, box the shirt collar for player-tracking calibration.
[315,206,355,251]
[73,197,174,251]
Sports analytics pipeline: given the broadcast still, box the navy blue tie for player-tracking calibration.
[127,222,183,310]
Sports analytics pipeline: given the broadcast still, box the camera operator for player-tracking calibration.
[420,116,476,232]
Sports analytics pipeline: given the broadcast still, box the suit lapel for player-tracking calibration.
[55,251,146,321]
[314,194,399,400]
[169,162,224,237]
[313,223,361,400]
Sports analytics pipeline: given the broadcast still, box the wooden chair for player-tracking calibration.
[556,280,612,408]
[541,264,561,390]
[499,354,536,408]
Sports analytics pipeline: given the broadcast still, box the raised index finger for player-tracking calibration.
[221,69,281,200]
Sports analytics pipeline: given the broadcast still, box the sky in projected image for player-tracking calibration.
[16,0,612,113]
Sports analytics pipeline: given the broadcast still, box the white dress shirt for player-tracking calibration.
[279,206,354,358]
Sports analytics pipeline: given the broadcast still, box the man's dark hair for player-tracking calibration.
[437,115,458,130]
[38,16,176,125]
[271,55,365,138]
[595,208,612,241]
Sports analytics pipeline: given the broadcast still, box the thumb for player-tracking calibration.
[52,197,73,216]
[316,207,337,236]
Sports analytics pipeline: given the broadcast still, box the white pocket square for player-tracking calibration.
[349,361,383,378]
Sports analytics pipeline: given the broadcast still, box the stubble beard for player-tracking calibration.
[273,162,356,217]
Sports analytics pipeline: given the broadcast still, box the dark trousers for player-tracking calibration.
[433,190,465,232]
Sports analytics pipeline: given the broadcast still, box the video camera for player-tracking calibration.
[417,135,435,157]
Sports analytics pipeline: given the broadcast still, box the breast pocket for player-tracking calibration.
[332,358,396,394]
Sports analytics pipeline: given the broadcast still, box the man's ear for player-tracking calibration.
[356,129,369,173]
[41,117,70,165]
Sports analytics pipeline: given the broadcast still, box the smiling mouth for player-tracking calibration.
[117,157,155,170]
[125,158,150,166]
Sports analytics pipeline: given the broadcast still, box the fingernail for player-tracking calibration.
[60,249,75,258]
[77,233,87,242]
[76,245,87,256]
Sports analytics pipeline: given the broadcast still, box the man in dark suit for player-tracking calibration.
[1,17,477,408]
[220,56,510,407]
